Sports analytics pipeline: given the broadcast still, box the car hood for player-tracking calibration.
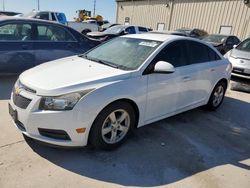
[20,56,132,96]
[231,49,250,60]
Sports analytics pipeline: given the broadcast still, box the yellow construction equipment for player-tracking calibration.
[75,10,103,22]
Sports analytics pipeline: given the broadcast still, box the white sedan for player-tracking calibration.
[9,34,232,150]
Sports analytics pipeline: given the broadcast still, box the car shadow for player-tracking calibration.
[26,96,250,187]
[0,75,18,100]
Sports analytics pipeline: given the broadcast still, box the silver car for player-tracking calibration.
[225,38,250,79]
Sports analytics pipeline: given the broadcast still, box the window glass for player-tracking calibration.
[36,24,75,41]
[153,41,187,67]
[125,26,136,34]
[236,38,250,52]
[138,27,148,32]
[187,41,210,64]
[38,13,49,20]
[226,37,234,45]
[85,37,162,70]
[51,13,57,21]
[0,23,32,41]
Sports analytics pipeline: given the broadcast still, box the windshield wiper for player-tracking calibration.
[79,54,119,69]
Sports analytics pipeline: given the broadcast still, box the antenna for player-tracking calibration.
[93,0,96,17]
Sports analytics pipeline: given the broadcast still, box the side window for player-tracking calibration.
[51,13,57,21]
[0,23,32,41]
[138,27,148,32]
[226,37,234,45]
[187,41,220,64]
[36,24,75,41]
[37,13,50,20]
[153,41,188,67]
[187,41,210,64]
[233,36,240,44]
[208,47,221,61]
[125,26,136,34]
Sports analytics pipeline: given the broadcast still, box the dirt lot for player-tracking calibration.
[0,76,250,188]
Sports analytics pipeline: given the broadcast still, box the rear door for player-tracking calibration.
[33,23,79,65]
[0,21,35,74]
[183,40,221,107]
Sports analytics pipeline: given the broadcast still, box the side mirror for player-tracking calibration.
[154,61,175,74]
[35,15,40,19]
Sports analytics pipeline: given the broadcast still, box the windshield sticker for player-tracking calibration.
[139,41,158,47]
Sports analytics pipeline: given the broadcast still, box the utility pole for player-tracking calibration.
[3,0,5,11]
[38,0,40,10]
[93,0,96,17]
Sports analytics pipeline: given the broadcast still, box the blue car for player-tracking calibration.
[0,17,100,75]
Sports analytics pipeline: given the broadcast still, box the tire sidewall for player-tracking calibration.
[89,101,136,150]
[207,81,227,110]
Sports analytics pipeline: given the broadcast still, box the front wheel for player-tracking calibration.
[205,81,227,110]
[89,101,136,150]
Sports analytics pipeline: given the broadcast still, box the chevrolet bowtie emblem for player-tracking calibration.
[15,86,21,95]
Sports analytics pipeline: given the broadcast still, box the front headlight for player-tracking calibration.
[39,89,94,111]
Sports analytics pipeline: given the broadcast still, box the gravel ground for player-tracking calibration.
[0,76,249,188]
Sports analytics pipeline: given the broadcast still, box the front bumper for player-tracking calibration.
[9,89,92,147]
[229,57,250,79]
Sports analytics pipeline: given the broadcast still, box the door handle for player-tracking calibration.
[210,68,216,72]
[182,76,191,82]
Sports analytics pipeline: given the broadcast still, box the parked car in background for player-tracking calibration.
[0,11,22,17]
[0,17,100,75]
[22,11,67,24]
[22,11,99,34]
[9,34,231,150]
[175,28,208,39]
[87,25,150,40]
[224,38,250,79]
[150,30,188,37]
[203,34,240,55]
[100,23,120,31]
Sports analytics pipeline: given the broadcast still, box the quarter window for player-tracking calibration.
[36,24,75,41]
[187,41,220,64]
[0,23,32,41]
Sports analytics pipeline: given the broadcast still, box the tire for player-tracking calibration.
[89,101,136,150]
[205,81,227,111]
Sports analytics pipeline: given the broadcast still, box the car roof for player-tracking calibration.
[123,33,186,42]
[0,16,63,25]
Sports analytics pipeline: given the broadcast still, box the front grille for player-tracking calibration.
[13,93,32,109]
[233,69,250,76]
[38,128,71,141]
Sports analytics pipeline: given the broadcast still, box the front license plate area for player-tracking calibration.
[8,103,18,123]
[233,68,244,73]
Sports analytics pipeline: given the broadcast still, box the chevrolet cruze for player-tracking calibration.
[9,34,232,150]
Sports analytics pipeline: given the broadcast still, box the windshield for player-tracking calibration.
[83,37,162,70]
[236,38,250,52]
[202,35,227,43]
[103,25,125,34]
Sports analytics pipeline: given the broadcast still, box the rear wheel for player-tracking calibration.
[89,101,135,150]
[206,81,227,110]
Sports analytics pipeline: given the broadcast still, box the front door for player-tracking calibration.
[0,22,34,74]
[33,23,79,65]
[145,40,189,121]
